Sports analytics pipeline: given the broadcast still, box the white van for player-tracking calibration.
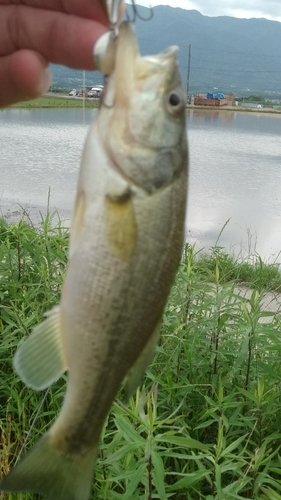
[88,86,104,98]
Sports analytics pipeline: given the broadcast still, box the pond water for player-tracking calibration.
[0,108,281,261]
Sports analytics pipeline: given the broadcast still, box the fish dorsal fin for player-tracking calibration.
[14,307,68,391]
[124,321,161,399]
[69,190,87,259]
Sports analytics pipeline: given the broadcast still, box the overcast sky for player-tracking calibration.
[128,0,281,22]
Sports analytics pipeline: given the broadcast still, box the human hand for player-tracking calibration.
[0,0,110,107]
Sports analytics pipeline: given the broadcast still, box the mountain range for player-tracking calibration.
[50,5,281,97]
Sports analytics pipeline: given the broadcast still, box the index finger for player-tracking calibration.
[0,0,109,24]
[0,5,109,69]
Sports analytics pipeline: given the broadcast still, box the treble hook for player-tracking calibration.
[94,0,153,76]
[125,0,154,22]
[108,0,124,28]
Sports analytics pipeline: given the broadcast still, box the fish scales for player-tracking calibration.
[0,21,188,500]
[57,187,185,449]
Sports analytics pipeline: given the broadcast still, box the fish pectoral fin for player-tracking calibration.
[14,306,68,390]
[105,194,137,260]
[124,321,161,400]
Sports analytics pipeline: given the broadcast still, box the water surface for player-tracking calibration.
[186,109,281,260]
[0,108,280,260]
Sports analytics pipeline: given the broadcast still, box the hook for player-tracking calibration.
[108,0,124,27]
[125,0,154,22]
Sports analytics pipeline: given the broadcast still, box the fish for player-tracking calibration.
[0,20,188,500]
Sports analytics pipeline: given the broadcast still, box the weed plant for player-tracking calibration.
[1,215,281,499]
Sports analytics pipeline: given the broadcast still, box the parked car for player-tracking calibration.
[69,89,78,96]
[88,90,99,98]
[87,86,104,98]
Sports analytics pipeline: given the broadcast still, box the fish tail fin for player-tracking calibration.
[0,432,98,500]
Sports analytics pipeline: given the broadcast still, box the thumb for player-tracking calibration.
[0,50,52,108]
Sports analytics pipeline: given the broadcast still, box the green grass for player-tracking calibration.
[1,214,281,499]
[11,96,100,108]
[195,245,281,292]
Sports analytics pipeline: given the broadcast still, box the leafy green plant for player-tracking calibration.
[1,216,281,499]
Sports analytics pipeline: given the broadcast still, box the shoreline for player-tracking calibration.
[6,93,281,114]
[0,201,72,228]
[1,207,281,316]
[187,104,281,115]
[1,201,281,267]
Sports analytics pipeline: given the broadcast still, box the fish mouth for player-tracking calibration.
[142,46,179,67]
[102,22,180,109]
[100,21,186,193]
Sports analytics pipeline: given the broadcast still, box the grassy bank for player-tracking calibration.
[11,95,100,109]
[1,216,281,499]
[9,94,281,113]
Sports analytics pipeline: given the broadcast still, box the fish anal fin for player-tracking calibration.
[125,321,161,399]
[14,306,67,391]
[105,192,137,260]
[70,190,87,258]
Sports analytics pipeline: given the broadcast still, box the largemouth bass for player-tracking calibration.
[0,21,188,500]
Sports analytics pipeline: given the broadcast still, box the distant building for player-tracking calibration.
[194,93,235,107]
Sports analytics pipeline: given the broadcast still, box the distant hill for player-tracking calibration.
[50,6,281,97]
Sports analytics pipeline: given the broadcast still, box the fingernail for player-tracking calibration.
[37,65,52,95]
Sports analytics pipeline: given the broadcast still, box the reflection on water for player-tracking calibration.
[189,109,235,123]
[0,108,281,260]
[185,109,281,260]
[0,108,97,210]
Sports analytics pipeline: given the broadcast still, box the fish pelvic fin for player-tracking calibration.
[0,432,98,500]
[14,306,67,390]
[124,321,161,399]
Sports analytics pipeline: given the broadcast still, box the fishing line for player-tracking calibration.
[125,0,153,22]
[15,388,49,466]
[83,70,86,126]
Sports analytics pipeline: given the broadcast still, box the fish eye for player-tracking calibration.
[166,90,184,114]
[169,93,181,106]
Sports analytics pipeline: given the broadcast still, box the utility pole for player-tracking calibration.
[186,44,191,99]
